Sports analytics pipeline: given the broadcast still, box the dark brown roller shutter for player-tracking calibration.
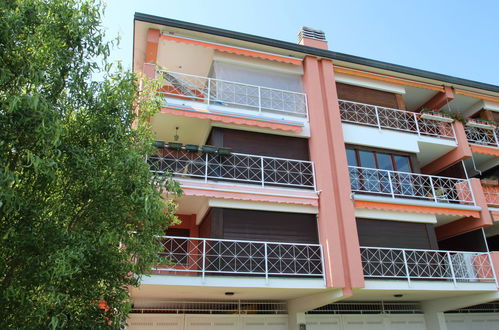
[356,218,437,249]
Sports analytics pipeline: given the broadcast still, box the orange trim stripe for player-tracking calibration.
[334,66,445,92]
[491,211,499,222]
[470,144,499,156]
[160,34,302,66]
[160,106,303,132]
[455,89,499,103]
[355,200,480,218]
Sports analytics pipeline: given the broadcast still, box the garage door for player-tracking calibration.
[446,313,499,330]
[127,314,287,330]
[185,315,239,330]
[127,314,185,329]
[306,314,425,330]
[241,315,288,330]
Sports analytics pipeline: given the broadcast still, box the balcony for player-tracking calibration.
[348,166,474,205]
[483,184,499,207]
[156,236,324,280]
[339,99,456,140]
[158,70,308,119]
[361,246,495,285]
[465,125,499,148]
[148,149,316,190]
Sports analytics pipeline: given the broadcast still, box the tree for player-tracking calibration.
[0,0,180,328]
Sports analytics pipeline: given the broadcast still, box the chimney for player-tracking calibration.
[298,26,328,49]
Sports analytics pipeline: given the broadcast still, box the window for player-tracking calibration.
[346,147,415,196]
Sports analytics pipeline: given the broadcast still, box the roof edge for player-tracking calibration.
[134,12,499,94]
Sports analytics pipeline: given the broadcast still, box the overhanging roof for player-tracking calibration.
[134,12,499,94]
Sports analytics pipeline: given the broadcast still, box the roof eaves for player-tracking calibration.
[134,12,499,94]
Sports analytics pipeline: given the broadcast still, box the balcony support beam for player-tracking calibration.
[418,85,455,112]
[421,121,472,174]
[287,288,345,330]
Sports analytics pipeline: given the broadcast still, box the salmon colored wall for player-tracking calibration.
[303,55,364,290]
[299,37,328,50]
[146,29,160,63]
[488,252,499,284]
[436,179,493,240]
[170,214,199,237]
[421,121,472,174]
[142,28,160,79]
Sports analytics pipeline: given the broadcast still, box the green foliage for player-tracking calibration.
[0,0,181,328]
[420,108,465,122]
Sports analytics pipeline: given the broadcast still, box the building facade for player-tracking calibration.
[130,13,499,330]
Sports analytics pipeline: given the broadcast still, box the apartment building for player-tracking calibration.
[129,12,499,330]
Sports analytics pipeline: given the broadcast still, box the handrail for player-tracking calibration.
[465,125,499,148]
[360,246,495,283]
[149,149,316,189]
[155,236,324,278]
[157,70,308,118]
[348,165,474,204]
[339,99,456,140]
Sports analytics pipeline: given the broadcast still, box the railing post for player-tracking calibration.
[447,252,457,287]
[493,129,499,148]
[311,162,318,191]
[429,176,438,203]
[264,243,269,285]
[320,245,326,286]
[202,239,206,282]
[304,94,309,121]
[450,122,457,142]
[204,153,208,183]
[206,77,211,105]
[374,106,381,130]
[260,157,265,187]
[413,113,421,137]
[387,170,395,199]
[401,249,411,287]
[258,86,262,113]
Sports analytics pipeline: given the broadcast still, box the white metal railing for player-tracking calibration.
[156,236,324,280]
[361,247,495,285]
[339,99,456,140]
[148,149,316,189]
[348,166,474,204]
[158,70,308,118]
[465,125,499,148]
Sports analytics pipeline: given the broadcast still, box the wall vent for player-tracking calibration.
[447,301,499,314]
[307,302,423,315]
[298,26,326,43]
[131,300,287,315]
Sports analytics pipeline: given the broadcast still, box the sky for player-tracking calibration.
[101,0,499,86]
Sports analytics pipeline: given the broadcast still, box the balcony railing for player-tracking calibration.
[158,70,308,118]
[148,149,316,189]
[483,185,499,207]
[348,166,474,204]
[465,125,499,148]
[361,247,495,284]
[339,99,455,140]
[156,236,324,280]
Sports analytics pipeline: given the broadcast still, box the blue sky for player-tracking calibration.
[102,0,499,86]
